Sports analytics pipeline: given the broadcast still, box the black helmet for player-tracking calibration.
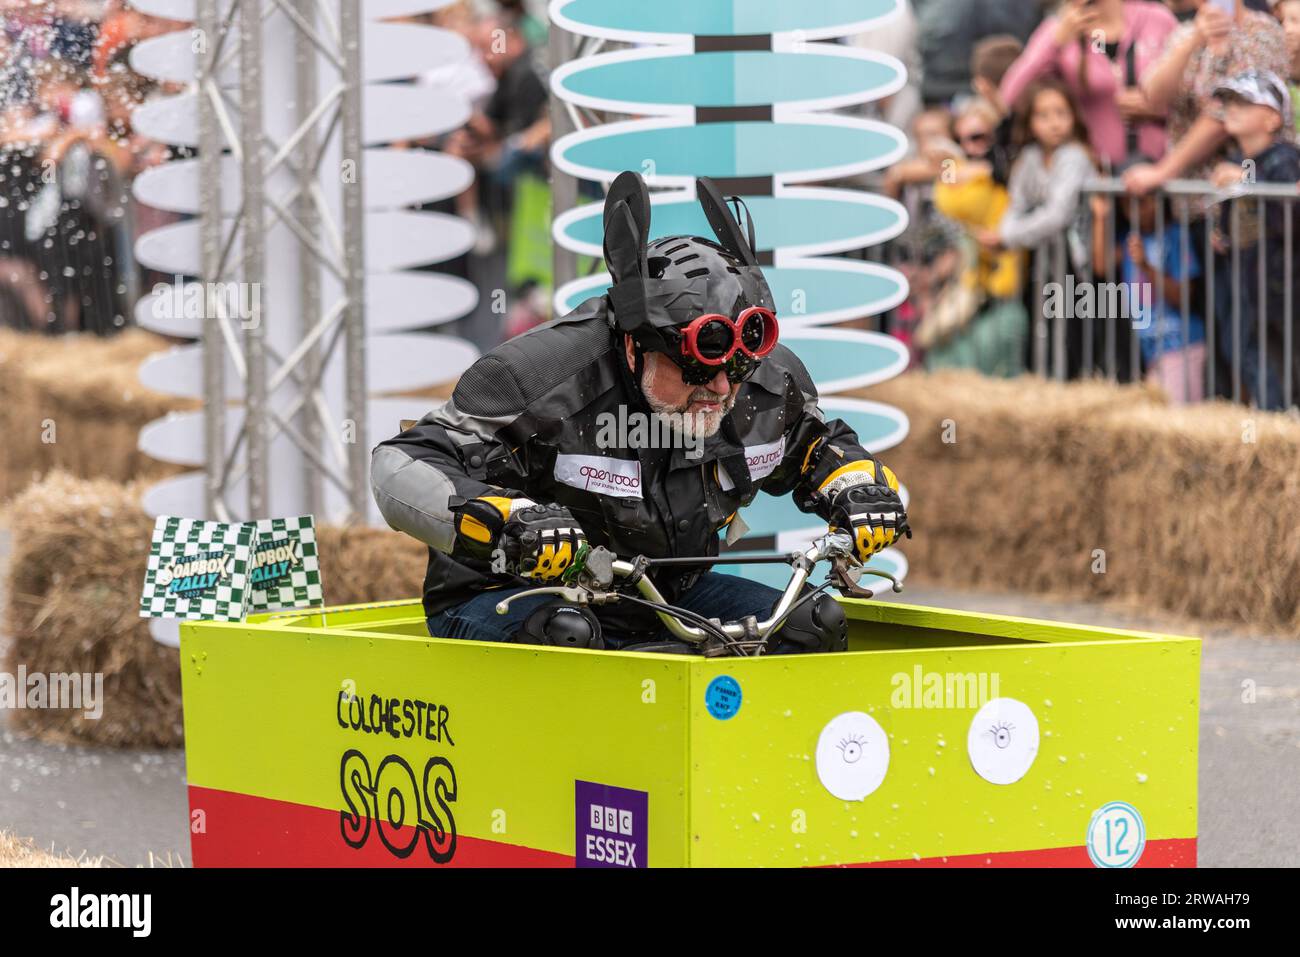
[602,172,776,368]
[646,234,757,316]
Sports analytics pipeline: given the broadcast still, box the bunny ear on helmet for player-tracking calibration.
[602,170,652,283]
[695,175,759,267]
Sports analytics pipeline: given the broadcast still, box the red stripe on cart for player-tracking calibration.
[188,785,573,867]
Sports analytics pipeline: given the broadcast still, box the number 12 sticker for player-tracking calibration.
[1087,801,1146,868]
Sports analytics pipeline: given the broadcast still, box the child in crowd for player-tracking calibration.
[1093,188,1206,403]
[882,107,960,199]
[922,98,1028,377]
[934,97,1022,306]
[1127,0,1290,195]
[1209,69,1300,410]
[981,79,1096,254]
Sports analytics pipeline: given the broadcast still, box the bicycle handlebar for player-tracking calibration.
[493,532,903,650]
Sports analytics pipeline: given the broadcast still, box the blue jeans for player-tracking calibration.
[426,572,784,645]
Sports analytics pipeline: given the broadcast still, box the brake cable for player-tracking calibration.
[614,593,749,655]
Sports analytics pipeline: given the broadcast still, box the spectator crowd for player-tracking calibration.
[0,0,552,339]
[2,0,1298,410]
[874,0,1300,408]
[0,0,184,334]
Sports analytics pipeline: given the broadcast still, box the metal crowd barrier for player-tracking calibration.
[1040,177,1298,409]
[879,176,1299,410]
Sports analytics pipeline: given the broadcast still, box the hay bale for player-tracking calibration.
[1,472,433,748]
[855,371,1300,633]
[0,329,188,503]
[317,523,429,605]
[0,326,460,505]
[2,472,182,748]
[0,831,103,868]
[1085,401,1300,630]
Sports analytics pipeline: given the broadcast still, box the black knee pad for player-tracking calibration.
[770,592,847,655]
[515,602,605,650]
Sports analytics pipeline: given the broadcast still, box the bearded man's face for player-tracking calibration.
[624,335,739,443]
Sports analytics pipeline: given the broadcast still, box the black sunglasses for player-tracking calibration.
[663,343,762,386]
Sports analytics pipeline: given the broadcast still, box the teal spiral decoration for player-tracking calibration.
[549,0,913,590]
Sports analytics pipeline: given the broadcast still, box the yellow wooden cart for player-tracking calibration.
[180,596,1198,867]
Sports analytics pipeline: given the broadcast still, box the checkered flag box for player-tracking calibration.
[139,516,255,621]
[246,515,324,614]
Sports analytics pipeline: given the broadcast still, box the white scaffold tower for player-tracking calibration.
[131,0,481,529]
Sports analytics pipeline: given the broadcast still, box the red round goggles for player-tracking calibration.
[677,306,780,367]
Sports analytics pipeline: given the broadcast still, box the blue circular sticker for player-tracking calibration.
[1087,801,1146,868]
[705,675,742,720]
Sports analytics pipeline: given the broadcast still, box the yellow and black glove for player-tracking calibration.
[818,459,910,562]
[452,495,587,581]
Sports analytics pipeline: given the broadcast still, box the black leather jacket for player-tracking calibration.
[370,295,887,634]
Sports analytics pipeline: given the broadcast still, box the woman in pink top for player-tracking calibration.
[1000,0,1178,169]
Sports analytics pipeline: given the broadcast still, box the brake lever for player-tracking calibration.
[494,584,622,615]
[830,558,904,598]
[496,544,626,615]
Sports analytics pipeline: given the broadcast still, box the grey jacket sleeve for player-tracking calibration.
[999,143,1094,250]
[369,356,528,553]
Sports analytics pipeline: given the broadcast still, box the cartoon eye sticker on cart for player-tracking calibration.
[838,733,867,763]
[816,712,889,801]
[988,720,1014,749]
[967,698,1039,785]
